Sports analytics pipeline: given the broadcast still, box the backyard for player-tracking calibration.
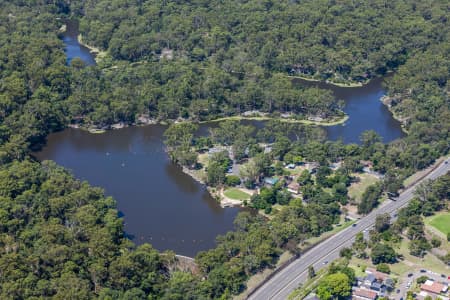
[223,188,251,200]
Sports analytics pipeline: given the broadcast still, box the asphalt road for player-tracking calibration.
[248,159,450,300]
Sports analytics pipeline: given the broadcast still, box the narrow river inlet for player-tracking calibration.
[35,20,406,256]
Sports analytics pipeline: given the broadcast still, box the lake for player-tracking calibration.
[62,20,96,66]
[34,126,244,257]
[41,21,405,256]
[295,77,405,144]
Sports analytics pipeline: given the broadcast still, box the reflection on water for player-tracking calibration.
[34,127,243,257]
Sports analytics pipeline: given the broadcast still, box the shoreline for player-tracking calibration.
[77,34,108,63]
[380,95,410,134]
[199,113,349,126]
[287,74,366,88]
[67,111,349,134]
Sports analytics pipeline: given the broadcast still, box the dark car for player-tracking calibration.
[420,269,426,273]
[352,223,357,227]
[407,273,413,277]
[396,289,400,294]
[441,274,446,278]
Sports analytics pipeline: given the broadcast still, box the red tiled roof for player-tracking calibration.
[421,282,445,295]
[353,288,378,300]
[366,268,389,281]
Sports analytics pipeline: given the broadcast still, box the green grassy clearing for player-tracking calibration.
[394,239,448,275]
[224,188,251,200]
[348,173,379,202]
[426,213,450,235]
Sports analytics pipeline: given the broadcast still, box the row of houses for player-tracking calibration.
[353,268,394,300]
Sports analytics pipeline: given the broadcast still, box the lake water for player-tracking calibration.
[62,20,96,66]
[34,127,244,257]
[295,77,405,144]
[40,21,406,256]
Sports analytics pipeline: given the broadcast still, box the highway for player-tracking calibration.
[248,158,450,300]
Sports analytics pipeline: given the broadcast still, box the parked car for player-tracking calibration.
[420,269,426,273]
[408,273,413,277]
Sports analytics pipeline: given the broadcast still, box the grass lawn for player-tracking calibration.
[348,173,379,202]
[224,188,251,200]
[394,239,449,275]
[426,213,450,235]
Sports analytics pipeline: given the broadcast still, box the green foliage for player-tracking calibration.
[308,265,315,279]
[376,263,391,274]
[416,276,428,284]
[207,151,231,186]
[340,248,353,260]
[78,0,448,85]
[0,1,449,299]
[317,273,351,300]
[358,183,383,214]
[0,160,169,299]
[375,213,391,233]
[164,123,198,167]
[431,237,442,248]
[225,175,241,187]
[371,244,397,264]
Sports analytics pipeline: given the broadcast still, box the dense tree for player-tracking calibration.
[0,1,448,299]
[358,183,383,214]
[317,273,351,300]
[371,244,397,264]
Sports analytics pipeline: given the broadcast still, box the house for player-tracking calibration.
[264,177,279,186]
[365,268,389,282]
[330,161,342,170]
[421,280,448,296]
[360,160,373,168]
[208,147,225,156]
[353,288,378,300]
[384,278,395,291]
[358,270,393,295]
[305,162,319,173]
[287,182,300,194]
[363,274,376,288]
